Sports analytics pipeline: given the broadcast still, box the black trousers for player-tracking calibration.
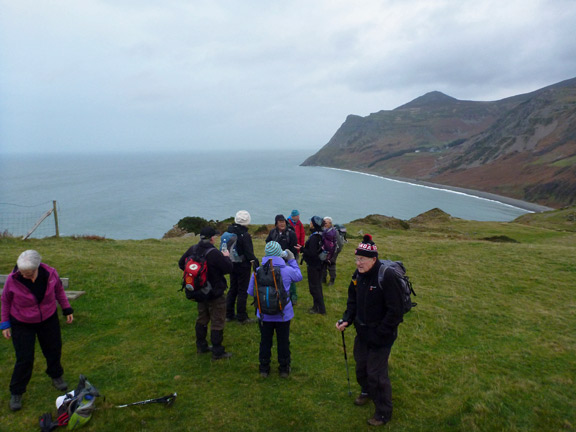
[258,320,291,373]
[354,335,393,419]
[307,265,325,314]
[226,265,252,321]
[9,312,64,395]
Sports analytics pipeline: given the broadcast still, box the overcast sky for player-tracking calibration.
[1,0,575,155]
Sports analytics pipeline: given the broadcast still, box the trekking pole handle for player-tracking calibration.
[336,319,347,331]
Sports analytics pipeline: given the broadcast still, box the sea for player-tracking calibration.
[0,150,530,240]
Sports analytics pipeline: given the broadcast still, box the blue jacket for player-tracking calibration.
[247,256,302,322]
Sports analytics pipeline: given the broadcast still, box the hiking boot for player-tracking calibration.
[212,352,233,360]
[354,392,371,406]
[367,414,391,426]
[52,376,68,391]
[259,371,269,378]
[197,346,212,354]
[238,318,255,324]
[9,394,22,411]
[279,367,291,378]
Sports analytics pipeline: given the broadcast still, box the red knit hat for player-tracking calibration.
[355,234,378,258]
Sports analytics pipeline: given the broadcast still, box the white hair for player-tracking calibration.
[323,216,332,222]
[17,250,42,271]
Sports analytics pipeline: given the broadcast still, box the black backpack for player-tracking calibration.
[254,260,289,315]
[377,260,417,314]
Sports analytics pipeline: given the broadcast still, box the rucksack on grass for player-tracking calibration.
[220,231,243,263]
[40,374,101,431]
[254,260,289,315]
[377,260,417,314]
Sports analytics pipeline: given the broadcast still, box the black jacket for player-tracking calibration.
[179,241,233,301]
[302,230,323,268]
[227,224,259,268]
[342,260,404,348]
[266,228,298,255]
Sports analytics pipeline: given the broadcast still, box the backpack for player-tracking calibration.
[334,224,348,243]
[335,229,345,254]
[220,231,243,263]
[39,375,101,430]
[322,228,338,260]
[311,232,328,261]
[377,260,417,314]
[254,260,289,315]
[181,248,214,298]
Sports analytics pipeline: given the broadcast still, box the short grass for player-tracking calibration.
[0,216,574,431]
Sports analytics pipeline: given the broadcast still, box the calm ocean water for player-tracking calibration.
[0,150,529,240]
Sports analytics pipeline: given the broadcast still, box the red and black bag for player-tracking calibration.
[180,248,215,300]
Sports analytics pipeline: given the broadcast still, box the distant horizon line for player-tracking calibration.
[1,147,317,157]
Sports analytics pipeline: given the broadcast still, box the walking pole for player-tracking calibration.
[339,320,352,396]
[116,393,177,408]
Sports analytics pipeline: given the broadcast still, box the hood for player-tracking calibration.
[227,223,247,235]
[261,256,286,268]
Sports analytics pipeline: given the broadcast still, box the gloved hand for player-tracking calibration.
[283,249,295,261]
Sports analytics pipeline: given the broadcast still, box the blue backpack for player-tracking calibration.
[254,260,289,315]
[220,231,243,263]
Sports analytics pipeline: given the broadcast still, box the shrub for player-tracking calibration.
[177,216,211,234]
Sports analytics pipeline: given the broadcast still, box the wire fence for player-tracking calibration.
[0,201,59,239]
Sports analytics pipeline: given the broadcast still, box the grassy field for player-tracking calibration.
[0,211,574,431]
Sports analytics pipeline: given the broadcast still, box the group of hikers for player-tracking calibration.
[177,210,405,426]
[177,210,345,361]
[1,209,407,427]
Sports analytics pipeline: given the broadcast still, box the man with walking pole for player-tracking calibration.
[335,234,404,427]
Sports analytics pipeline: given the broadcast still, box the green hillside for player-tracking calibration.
[0,212,574,431]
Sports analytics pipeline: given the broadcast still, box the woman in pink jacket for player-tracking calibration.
[1,250,74,411]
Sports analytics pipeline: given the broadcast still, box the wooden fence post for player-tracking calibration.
[53,200,60,238]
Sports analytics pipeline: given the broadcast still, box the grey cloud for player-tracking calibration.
[1,0,576,154]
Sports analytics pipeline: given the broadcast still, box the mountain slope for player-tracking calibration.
[302,77,576,207]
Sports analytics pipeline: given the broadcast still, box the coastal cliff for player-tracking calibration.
[302,77,576,208]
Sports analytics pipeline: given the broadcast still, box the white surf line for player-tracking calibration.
[321,166,533,213]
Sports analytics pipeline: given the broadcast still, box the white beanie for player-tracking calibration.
[235,210,251,226]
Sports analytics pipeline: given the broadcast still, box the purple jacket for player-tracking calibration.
[1,263,71,327]
[247,256,303,322]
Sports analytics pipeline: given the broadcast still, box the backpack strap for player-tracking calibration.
[377,260,400,289]
[269,260,283,312]
[194,245,217,260]
[377,264,386,290]
[253,262,262,314]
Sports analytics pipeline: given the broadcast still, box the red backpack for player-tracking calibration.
[181,248,215,296]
